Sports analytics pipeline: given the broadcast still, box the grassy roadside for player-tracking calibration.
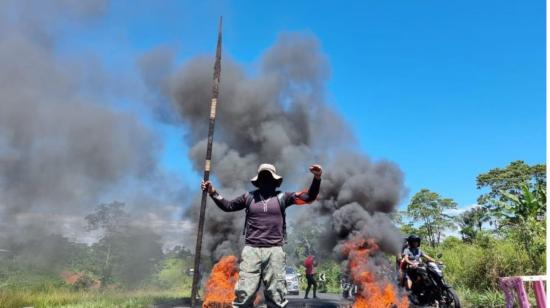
[456,287,505,308]
[456,287,539,308]
[0,288,189,308]
[0,287,530,308]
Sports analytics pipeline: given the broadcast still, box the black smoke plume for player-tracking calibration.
[146,33,407,263]
[0,0,187,265]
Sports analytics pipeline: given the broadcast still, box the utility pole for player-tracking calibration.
[190,16,222,308]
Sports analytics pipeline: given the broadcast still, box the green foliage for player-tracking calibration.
[296,259,342,294]
[457,206,490,242]
[0,241,191,306]
[456,287,505,308]
[398,160,547,303]
[431,236,531,290]
[84,202,164,288]
[0,262,65,292]
[457,287,540,308]
[0,289,187,308]
[71,274,98,291]
[315,259,342,293]
[285,219,330,265]
[297,267,340,293]
[0,200,177,301]
[154,257,192,290]
[407,189,458,247]
[1,159,545,306]
[85,201,129,234]
[493,183,546,273]
[476,160,546,207]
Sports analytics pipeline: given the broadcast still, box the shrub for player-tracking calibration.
[427,236,532,291]
[457,287,505,308]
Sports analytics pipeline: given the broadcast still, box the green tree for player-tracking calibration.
[85,201,129,286]
[493,183,546,272]
[476,160,545,207]
[457,206,490,242]
[85,201,163,288]
[393,210,428,240]
[286,218,336,263]
[407,189,458,247]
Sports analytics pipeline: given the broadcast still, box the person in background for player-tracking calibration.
[303,255,318,299]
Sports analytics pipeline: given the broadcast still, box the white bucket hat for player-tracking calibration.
[250,163,283,187]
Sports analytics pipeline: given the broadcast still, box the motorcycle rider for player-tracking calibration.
[402,235,436,290]
[397,237,409,287]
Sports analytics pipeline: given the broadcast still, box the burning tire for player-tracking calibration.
[341,283,357,299]
[342,289,349,299]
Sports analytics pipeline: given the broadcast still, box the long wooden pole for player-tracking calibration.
[190,17,222,308]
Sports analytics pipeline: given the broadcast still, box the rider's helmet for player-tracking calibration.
[407,235,421,246]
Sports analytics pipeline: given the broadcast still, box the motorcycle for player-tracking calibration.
[406,260,461,308]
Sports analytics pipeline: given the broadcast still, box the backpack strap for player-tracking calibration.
[276,192,287,242]
[242,191,255,236]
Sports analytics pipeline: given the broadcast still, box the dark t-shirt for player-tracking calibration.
[209,178,320,247]
[245,192,288,247]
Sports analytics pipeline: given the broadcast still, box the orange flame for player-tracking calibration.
[342,238,409,308]
[202,255,239,308]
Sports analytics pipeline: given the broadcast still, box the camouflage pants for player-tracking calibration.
[233,246,288,308]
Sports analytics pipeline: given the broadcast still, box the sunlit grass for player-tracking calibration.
[0,288,190,308]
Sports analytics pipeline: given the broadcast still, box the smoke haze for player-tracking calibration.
[141,32,407,263]
[0,0,187,252]
[0,1,407,283]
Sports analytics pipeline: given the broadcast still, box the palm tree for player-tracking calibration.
[457,206,489,242]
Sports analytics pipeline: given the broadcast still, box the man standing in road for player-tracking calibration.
[303,255,318,299]
[201,163,322,307]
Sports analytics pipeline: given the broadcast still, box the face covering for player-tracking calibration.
[257,171,277,194]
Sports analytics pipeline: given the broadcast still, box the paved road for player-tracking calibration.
[152,293,352,308]
[153,293,439,308]
[287,292,352,308]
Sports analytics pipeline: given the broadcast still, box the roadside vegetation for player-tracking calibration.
[0,201,194,308]
[286,160,546,308]
[0,160,545,307]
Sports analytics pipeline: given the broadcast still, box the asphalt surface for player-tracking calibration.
[287,293,352,308]
[152,293,352,308]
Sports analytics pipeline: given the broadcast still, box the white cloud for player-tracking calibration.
[445,203,479,216]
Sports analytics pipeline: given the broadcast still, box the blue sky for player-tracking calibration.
[59,0,545,210]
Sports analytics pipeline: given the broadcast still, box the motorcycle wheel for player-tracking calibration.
[443,288,461,308]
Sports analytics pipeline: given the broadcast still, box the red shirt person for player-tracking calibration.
[304,255,315,275]
[303,255,318,299]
